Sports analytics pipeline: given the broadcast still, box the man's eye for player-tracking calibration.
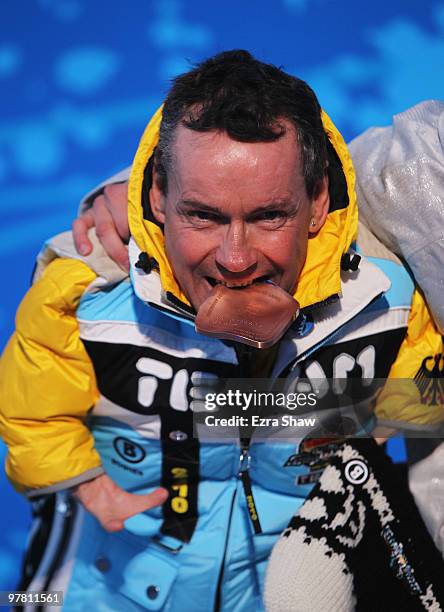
[188,211,217,221]
[258,211,286,222]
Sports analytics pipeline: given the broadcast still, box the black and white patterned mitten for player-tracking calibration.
[265,437,444,612]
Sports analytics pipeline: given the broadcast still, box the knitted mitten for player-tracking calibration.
[264,437,444,612]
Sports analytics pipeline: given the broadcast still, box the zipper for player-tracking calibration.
[163,291,196,318]
[233,343,264,535]
[214,343,266,609]
[301,293,339,313]
[213,445,263,611]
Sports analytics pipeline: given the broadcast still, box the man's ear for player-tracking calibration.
[149,167,166,224]
[308,174,330,234]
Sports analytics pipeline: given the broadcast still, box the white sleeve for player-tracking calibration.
[78,165,132,214]
[349,100,444,333]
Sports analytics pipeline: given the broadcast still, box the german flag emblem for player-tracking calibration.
[414,354,444,406]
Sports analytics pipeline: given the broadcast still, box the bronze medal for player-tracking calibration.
[195,282,299,348]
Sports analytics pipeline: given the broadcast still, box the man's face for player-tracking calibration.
[150,122,329,310]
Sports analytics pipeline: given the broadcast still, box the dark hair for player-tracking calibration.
[154,49,329,199]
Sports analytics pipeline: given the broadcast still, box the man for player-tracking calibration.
[0,51,442,611]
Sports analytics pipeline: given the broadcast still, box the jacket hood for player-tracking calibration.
[128,105,358,312]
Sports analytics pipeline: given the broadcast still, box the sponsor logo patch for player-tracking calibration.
[344,459,369,485]
[113,437,146,464]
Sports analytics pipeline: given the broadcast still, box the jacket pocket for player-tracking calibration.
[96,529,179,610]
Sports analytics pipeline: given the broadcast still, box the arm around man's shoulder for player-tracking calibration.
[0,257,104,497]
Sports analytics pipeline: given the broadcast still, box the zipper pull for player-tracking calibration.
[239,447,262,534]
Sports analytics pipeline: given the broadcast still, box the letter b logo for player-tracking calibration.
[344,459,368,485]
[113,437,146,464]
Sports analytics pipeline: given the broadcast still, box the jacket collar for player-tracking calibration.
[130,235,391,371]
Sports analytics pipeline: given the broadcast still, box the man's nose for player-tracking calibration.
[215,221,258,276]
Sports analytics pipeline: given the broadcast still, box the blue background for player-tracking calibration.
[1,0,443,590]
